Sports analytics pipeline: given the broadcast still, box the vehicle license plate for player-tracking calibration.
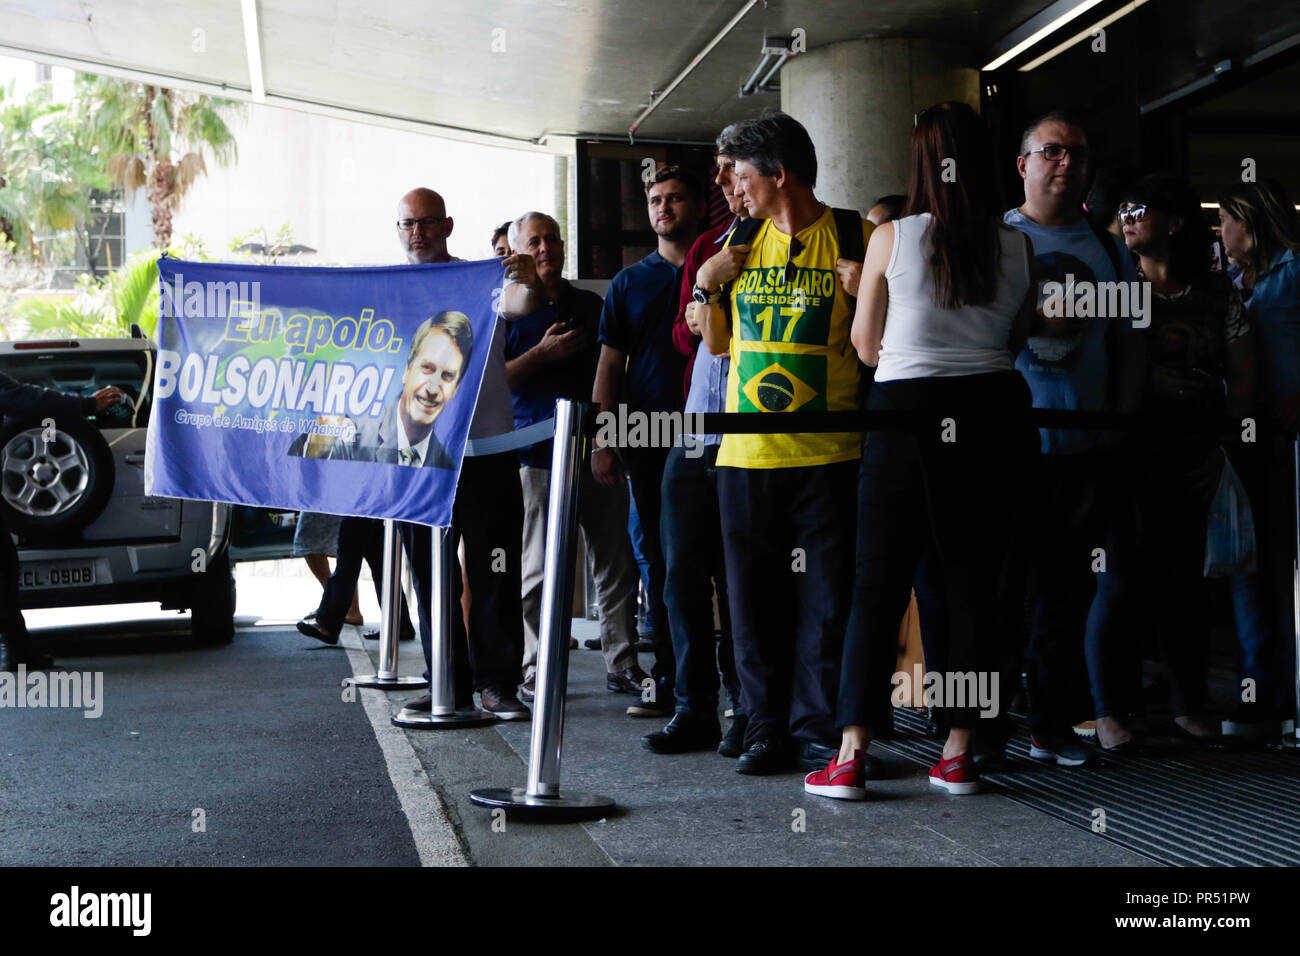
[21,561,96,589]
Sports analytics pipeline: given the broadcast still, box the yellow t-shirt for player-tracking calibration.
[717,206,872,469]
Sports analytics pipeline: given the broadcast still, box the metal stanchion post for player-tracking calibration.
[348,519,427,690]
[1292,436,1300,745]
[393,523,496,728]
[470,399,615,819]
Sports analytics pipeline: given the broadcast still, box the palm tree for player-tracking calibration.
[0,81,104,258]
[77,75,243,249]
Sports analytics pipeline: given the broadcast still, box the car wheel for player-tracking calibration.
[0,416,115,538]
[191,549,236,645]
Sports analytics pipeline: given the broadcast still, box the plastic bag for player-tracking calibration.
[1204,455,1257,578]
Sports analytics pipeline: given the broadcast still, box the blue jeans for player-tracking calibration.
[627,485,659,636]
[1229,434,1298,718]
[660,444,742,716]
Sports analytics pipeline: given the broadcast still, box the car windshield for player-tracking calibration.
[0,349,153,428]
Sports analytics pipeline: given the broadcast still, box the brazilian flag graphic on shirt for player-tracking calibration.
[737,352,826,413]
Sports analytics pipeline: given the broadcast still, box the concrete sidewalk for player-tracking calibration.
[372,619,1150,867]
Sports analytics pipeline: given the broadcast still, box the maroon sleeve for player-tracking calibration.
[673,233,709,358]
[673,227,726,399]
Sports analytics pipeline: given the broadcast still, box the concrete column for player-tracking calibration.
[781,38,980,215]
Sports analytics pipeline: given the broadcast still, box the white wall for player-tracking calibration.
[166,103,558,265]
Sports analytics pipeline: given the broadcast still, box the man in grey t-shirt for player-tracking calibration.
[1001,112,1146,761]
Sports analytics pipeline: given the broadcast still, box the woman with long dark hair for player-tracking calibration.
[1218,179,1300,738]
[804,102,1038,800]
[1084,174,1254,749]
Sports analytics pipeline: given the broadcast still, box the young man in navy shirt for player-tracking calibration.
[592,165,705,717]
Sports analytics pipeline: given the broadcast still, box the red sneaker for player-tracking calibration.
[929,753,980,794]
[803,749,867,801]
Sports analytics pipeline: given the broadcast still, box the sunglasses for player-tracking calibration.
[1117,202,1148,225]
[784,236,805,285]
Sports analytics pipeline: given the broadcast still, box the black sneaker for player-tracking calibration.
[736,737,794,775]
[1222,702,1279,740]
[1029,733,1095,767]
[584,638,601,650]
[717,714,749,758]
[642,713,721,754]
[626,678,674,718]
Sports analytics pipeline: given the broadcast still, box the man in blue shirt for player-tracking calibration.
[504,211,645,700]
[642,152,747,756]
[1004,111,1146,761]
[592,165,705,717]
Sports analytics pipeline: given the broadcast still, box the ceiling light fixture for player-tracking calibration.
[1019,0,1149,71]
[982,0,1104,71]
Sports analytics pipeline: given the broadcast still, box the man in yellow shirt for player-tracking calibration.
[698,112,871,775]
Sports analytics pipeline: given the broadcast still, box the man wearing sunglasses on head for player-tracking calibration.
[1002,111,1147,761]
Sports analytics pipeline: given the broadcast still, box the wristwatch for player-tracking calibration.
[692,285,722,305]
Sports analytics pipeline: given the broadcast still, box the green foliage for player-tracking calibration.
[9,238,211,340]
[0,81,107,256]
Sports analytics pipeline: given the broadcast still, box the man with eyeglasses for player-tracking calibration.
[392,187,541,720]
[696,112,872,776]
[1002,111,1146,762]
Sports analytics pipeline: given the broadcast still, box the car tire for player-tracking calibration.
[0,416,115,538]
[191,549,236,645]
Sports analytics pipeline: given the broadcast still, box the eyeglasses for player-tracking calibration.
[1023,144,1089,164]
[784,236,805,285]
[396,217,449,232]
[1117,202,1148,225]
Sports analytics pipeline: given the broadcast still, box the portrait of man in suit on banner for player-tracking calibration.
[291,310,474,470]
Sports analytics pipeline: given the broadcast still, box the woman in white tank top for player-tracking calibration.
[804,102,1040,803]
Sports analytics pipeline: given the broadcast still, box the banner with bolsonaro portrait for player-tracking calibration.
[144,258,503,527]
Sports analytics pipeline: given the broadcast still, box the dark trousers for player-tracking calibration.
[315,516,416,639]
[624,446,674,685]
[1086,444,1215,718]
[837,372,1035,733]
[0,511,31,652]
[1018,451,1109,735]
[719,458,858,746]
[660,443,741,716]
[403,451,525,696]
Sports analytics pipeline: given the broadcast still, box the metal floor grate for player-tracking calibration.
[877,710,1300,866]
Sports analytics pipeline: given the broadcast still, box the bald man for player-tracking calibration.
[394,187,543,720]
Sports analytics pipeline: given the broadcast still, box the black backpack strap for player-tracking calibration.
[717,217,764,301]
[828,207,872,407]
[831,207,865,264]
[723,216,763,250]
[1089,220,1124,281]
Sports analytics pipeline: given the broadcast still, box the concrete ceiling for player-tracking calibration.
[0,0,1049,147]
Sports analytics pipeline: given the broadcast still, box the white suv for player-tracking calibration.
[1,333,297,642]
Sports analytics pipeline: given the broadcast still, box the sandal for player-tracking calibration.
[296,614,339,645]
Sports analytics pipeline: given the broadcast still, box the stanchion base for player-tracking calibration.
[392,707,497,729]
[468,787,615,821]
[347,674,430,690]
